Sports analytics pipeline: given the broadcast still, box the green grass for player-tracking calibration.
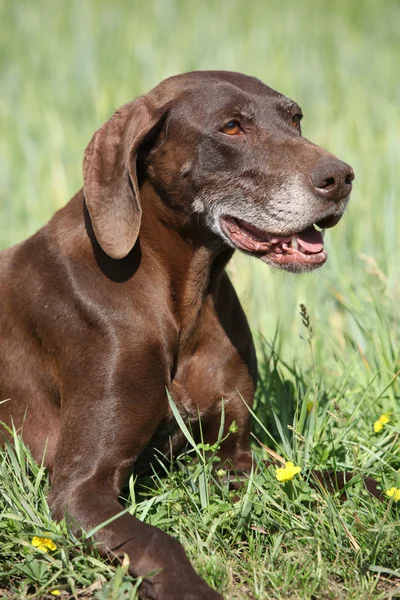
[1,0,400,598]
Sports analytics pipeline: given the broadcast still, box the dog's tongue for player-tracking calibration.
[295,227,324,253]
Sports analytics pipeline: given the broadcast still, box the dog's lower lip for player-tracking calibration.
[220,216,327,268]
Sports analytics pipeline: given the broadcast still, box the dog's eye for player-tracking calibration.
[292,114,302,128]
[220,120,242,135]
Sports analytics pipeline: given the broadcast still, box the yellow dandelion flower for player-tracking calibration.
[50,591,61,597]
[31,536,57,553]
[373,412,391,433]
[386,487,400,502]
[275,461,301,483]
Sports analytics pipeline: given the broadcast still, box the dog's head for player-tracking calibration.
[83,71,353,272]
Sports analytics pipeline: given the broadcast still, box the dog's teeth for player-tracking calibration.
[290,237,299,250]
[313,223,323,232]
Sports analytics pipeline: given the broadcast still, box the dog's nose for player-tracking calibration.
[310,156,354,201]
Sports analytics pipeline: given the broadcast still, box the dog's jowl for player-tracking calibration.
[0,71,355,599]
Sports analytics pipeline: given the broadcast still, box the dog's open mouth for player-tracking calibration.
[220,216,327,269]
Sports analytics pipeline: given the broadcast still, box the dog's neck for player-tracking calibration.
[139,181,233,341]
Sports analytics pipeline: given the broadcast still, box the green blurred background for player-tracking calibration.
[1,0,399,364]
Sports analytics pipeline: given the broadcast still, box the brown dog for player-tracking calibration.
[0,71,356,599]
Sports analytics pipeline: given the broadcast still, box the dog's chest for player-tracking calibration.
[147,328,248,460]
[135,275,255,468]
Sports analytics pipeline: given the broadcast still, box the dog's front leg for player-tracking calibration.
[49,355,221,600]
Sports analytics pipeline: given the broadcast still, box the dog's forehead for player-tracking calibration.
[156,71,299,121]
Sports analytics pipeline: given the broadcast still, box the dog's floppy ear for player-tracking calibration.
[83,97,167,259]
